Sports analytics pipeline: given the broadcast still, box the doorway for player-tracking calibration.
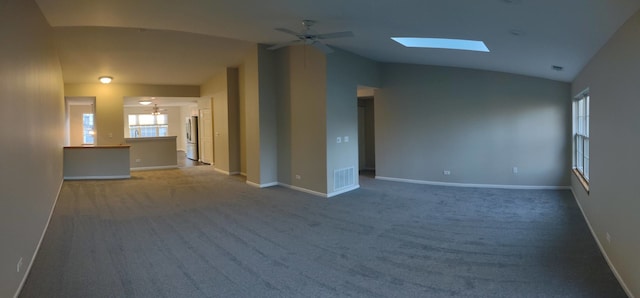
[65,97,96,146]
[358,93,376,174]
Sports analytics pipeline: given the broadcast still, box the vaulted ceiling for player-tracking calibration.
[35,0,640,85]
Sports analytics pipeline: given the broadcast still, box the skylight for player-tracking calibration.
[392,37,490,52]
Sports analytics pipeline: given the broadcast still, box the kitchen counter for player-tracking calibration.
[63,145,131,180]
[125,136,177,170]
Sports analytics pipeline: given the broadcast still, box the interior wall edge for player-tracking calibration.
[569,187,635,298]
[13,180,64,298]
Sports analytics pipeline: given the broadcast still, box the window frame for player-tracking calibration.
[82,113,95,145]
[573,89,590,191]
[128,114,169,138]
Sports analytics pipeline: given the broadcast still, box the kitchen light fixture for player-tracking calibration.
[139,100,152,105]
[392,37,490,52]
[151,104,161,115]
[99,76,113,84]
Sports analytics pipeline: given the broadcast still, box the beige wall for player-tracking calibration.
[240,47,258,180]
[272,46,380,195]
[203,71,229,171]
[125,137,178,169]
[201,68,240,174]
[275,46,328,194]
[571,10,640,297]
[0,0,65,296]
[227,68,241,173]
[241,44,279,186]
[239,65,247,175]
[325,49,381,195]
[375,63,571,187]
[255,45,279,185]
[63,147,130,179]
[64,84,199,145]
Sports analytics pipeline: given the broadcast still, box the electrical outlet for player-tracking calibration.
[513,167,518,174]
[295,175,301,180]
[606,232,611,244]
[17,257,23,273]
[344,136,349,142]
[443,170,451,176]
[135,158,141,163]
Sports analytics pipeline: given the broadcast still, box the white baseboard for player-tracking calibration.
[327,185,360,198]
[14,179,64,298]
[213,168,240,175]
[214,168,230,175]
[130,165,178,171]
[375,176,570,190]
[64,175,131,180]
[252,182,359,197]
[278,183,328,198]
[246,181,279,188]
[570,188,635,298]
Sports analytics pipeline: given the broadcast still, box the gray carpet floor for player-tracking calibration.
[20,167,626,297]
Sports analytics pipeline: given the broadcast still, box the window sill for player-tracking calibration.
[572,168,590,194]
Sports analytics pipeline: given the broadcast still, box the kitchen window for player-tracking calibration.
[128,114,168,138]
[82,113,95,144]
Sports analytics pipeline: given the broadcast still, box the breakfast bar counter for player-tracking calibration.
[63,145,131,180]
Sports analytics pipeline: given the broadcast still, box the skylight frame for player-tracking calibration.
[392,37,490,52]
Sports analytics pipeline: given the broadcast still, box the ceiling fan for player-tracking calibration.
[267,20,354,54]
[148,104,167,115]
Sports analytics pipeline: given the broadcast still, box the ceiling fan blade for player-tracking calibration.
[275,28,302,37]
[311,41,334,54]
[267,40,301,50]
[316,31,354,40]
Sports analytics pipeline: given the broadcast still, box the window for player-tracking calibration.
[573,90,589,183]
[82,113,95,144]
[128,114,168,137]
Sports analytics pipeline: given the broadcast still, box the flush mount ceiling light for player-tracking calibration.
[138,100,152,105]
[98,76,113,84]
[391,37,490,52]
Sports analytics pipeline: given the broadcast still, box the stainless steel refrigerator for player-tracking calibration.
[185,116,198,160]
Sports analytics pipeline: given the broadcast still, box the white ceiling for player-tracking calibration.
[35,0,640,84]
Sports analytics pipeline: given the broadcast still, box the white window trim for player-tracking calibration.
[128,114,169,138]
[573,89,590,190]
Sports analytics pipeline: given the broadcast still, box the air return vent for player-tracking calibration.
[334,167,355,191]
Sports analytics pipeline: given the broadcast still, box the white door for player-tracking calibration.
[199,109,214,164]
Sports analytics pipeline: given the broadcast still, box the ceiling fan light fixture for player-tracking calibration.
[392,37,490,52]
[151,104,162,115]
[99,76,113,84]
[268,20,353,54]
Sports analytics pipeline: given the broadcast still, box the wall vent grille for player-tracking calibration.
[334,167,355,191]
